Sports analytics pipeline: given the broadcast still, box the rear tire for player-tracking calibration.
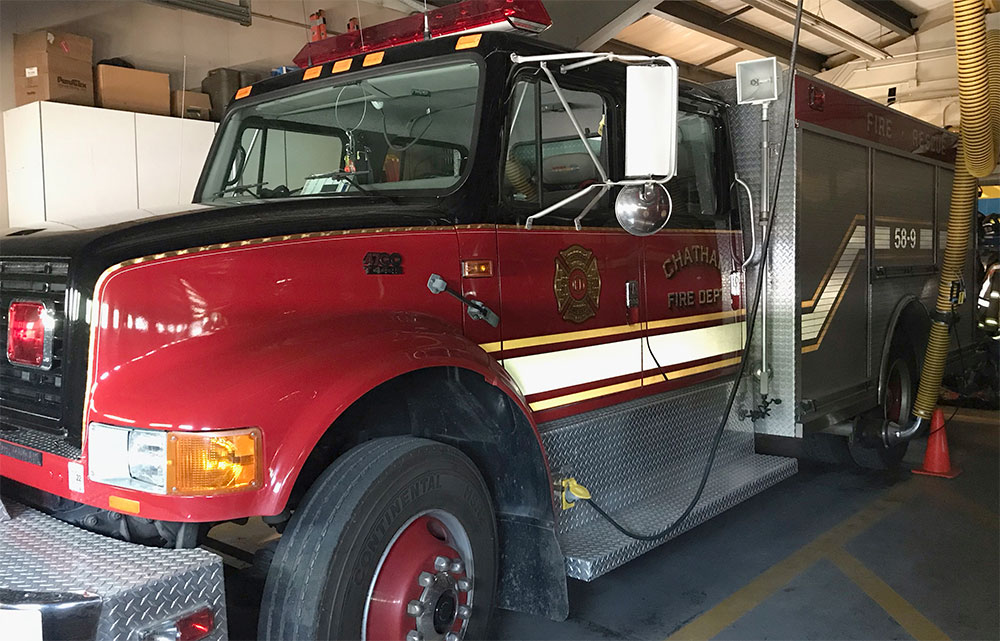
[849,351,915,470]
[259,436,497,641]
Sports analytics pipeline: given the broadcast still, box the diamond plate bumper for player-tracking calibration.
[0,500,227,641]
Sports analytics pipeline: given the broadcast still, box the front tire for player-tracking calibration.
[259,436,497,641]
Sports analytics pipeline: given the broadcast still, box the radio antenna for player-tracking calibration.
[355,0,365,49]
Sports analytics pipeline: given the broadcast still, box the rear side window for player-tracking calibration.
[666,112,725,229]
[503,78,612,226]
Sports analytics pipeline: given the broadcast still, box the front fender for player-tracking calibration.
[86,310,533,520]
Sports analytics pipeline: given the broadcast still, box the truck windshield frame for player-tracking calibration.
[196,56,485,204]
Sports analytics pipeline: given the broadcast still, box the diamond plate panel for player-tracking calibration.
[0,500,227,641]
[712,74,799,436]
[540,380,796,581]
[0,430,81,460]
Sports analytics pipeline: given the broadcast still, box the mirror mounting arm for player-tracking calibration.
[510,52,679,232]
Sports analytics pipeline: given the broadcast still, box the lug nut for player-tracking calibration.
[407,600,424,617]
[434,556,450,572]
[456,578,471,592]
[406,631,423,641]
[450,559,464,574]
[445,634,460,641]
[457,605,472,620]
[418,571,435,587]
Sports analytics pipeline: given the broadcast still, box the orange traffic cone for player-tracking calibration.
[912,408,961,478]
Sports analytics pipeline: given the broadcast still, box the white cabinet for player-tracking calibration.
[3,102,216,228]
[135,114,216,210]
[42,103,138,221]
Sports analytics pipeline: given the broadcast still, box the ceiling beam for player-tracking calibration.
[837,0,916,37]
[652,1,826,72]
[148,0,251,26]
[577,0,668,51]
[700,46,744,67]
[738,0,891,60]
[600,39,732,84]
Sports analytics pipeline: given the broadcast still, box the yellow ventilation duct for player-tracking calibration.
[887,0,999,441]
[953,0,997,177]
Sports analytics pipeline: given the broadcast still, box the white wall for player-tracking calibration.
[0,0,417,229]
[816,4,960,130]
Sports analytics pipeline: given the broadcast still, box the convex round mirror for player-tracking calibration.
[615,183,672,236]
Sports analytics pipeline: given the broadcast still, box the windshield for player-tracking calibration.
[199,59,481,203]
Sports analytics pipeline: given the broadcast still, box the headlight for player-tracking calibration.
[128,429,167,488]
[88,424,261,496]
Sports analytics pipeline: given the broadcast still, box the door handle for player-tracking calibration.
[626,280,639,325]
[427,274,500,327]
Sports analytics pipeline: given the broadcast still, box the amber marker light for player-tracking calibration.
[462,260,494,278]
[166,427,262,495]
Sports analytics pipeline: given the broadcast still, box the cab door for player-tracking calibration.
[640,107,745,395]
[494,73,644,423]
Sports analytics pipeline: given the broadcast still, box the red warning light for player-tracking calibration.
[293,0,552,68]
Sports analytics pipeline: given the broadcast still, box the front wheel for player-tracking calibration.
[259,436,497,641]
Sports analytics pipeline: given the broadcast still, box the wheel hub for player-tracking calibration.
[405,556,472,641]
[364,514,473,641]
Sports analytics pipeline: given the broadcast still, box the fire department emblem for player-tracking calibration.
[554,245,601,324]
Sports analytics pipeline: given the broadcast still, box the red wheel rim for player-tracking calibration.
[363,513,472,641]
[886,366,903,424]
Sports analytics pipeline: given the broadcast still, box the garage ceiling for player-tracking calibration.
[541,0,961,127]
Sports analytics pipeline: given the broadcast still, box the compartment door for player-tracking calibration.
[799,130,869,400]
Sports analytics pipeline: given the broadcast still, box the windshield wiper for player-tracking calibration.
[214,182,268,197]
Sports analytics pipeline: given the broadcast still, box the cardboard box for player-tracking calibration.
[171,90,212,120]
[95,64,170,116]
[13,30,94,107]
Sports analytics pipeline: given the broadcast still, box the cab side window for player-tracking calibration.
[503,77,612,226]
[666,111,728,230]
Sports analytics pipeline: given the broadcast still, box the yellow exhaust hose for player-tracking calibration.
[909,0,999,422]
[912,145,979,419]
[987,21,1000,150]
[953,0,997,177]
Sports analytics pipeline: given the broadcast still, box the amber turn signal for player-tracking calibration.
[166,428,261,495]
[462,260,493,278]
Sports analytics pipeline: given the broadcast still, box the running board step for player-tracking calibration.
[558,454,796,581]
[539,380,797,582]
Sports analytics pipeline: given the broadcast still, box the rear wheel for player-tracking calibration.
[259,436,497,641]
[849,352,914,469]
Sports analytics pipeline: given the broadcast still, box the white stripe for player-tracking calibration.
[643,322,744,369]
[873,226,891,248]
[801,225,865,341]
[504,338,642,396]
[503,322,745,396]
[920,228,933,249]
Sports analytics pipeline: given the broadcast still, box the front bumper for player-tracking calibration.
[0,499,227,641]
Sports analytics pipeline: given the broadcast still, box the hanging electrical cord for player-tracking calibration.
[583,0,807,542]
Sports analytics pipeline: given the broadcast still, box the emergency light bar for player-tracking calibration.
[293,0,552,68]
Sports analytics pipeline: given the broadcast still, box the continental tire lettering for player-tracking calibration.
[353,473,442,586]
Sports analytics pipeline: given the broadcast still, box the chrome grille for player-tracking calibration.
[0,258,70,439]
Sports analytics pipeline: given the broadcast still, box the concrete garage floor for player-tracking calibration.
[217,409,998,641]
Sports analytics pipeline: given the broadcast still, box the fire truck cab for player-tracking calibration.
[0,2,969,640]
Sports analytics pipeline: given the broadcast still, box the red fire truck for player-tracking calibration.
[0,1,971,640]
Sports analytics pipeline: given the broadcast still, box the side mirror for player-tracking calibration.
[624,65,678,179]
[615,183,672,236]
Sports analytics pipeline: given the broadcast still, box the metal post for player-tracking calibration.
[757,101,771,397]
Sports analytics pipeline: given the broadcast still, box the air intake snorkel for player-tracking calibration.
[883,0,999,448]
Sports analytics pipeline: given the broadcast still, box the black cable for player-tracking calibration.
[583,0,807,541]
